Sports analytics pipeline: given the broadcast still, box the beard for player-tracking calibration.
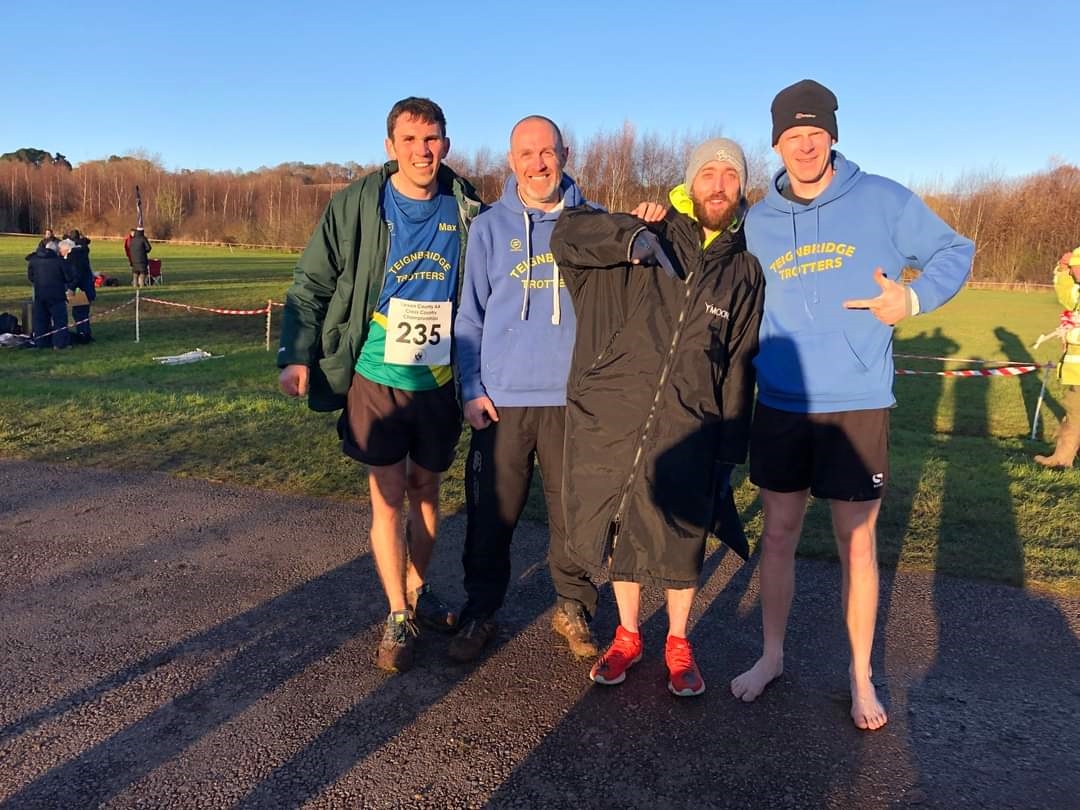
[691,193,738,232]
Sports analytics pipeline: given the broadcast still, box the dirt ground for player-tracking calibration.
[1,459,1077,809]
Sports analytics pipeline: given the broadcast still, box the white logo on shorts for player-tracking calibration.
[871,473,885,488]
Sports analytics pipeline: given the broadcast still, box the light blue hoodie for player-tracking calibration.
[454,174,594,407]
[746,152,974,413]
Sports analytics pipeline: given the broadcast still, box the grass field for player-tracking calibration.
[2,234,1077,595]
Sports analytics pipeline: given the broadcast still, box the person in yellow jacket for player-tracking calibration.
[1035,247,1080,468]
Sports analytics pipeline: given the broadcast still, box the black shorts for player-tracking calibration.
[749,403,889,501]
[337,373,462,473]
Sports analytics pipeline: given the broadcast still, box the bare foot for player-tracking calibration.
[730,655,783,702]
[850,675,888,730]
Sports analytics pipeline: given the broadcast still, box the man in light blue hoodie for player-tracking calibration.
[449,116,600,663]
[729,80,974,730]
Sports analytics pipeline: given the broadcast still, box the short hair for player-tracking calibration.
[510,115,565,151]
[386,97,447,139]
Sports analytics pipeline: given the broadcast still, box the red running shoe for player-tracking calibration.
[590,626,643,685]
[665,635,705,696]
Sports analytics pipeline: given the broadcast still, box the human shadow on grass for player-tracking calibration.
[900,327,1080,807]
[879,327,958,592]
[995,325,1062,443]
[865,329,959,795]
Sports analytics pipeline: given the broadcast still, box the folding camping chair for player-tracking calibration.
[147,258,163,286]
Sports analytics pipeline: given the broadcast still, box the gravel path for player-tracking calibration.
[1,459,1077,809]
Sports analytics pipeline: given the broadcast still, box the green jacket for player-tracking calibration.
[277,161,483,411]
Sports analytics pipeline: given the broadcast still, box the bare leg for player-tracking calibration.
[403,460,441,594]
[612,580,641,633]
[368,462,409,613]
[665,586,697,638]
[831,498,888,730]
[731,487,808,702]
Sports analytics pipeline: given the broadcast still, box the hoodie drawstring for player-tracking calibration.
[519,209,532,321]
[551,258,561,325]
[518,207,564,325]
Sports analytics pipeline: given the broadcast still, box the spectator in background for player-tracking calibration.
[27,240,75,349]
[70,228,91,252]
[59,237,96,343]
[38,228,56,250]
[124,228,135,267]
[129,227,152,287]
[1033,248,1080,468]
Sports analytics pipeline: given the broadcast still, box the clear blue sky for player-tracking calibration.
[3,0,1075,190]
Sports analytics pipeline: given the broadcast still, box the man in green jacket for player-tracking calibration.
[277,97,483,673]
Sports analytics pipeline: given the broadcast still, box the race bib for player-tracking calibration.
[383,298,452,366]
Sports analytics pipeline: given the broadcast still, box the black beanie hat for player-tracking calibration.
[771,79,838,145]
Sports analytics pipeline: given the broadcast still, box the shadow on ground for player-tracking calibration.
[0,460,1076,809]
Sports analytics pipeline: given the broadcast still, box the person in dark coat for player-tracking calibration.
[27,240,76,349]
[70,228,91,252]
[129,227,152,286]
[551,138,764,697]
[58,238,96,342]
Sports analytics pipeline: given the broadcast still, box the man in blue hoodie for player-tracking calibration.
[729,80,974,730]
[449,115,600,663]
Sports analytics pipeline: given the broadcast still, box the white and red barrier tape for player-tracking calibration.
[893,353,1050,377]
[26,300,1054,381]
[895,364,1039,377]
[893,352,1017,365]
[139,297,272,316]
[26,297,136,343]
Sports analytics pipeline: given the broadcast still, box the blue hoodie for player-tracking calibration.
[746,152,973,413]
[455,174,593,407]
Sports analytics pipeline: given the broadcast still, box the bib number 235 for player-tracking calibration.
[396,321,441,346]
[384,298,452,366]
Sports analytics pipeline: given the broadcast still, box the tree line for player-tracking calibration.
[2,126,1077,282]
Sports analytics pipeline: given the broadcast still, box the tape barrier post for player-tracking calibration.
[135,287,140,343]
[1031,363,1053,441]
[265,300,272,352]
